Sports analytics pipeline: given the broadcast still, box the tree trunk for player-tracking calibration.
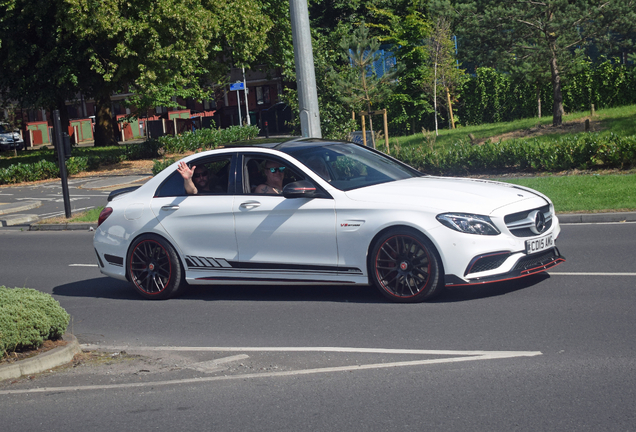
[367,100,376,149]
[93,91,117,147]
[433,60,438,136]
[446,87,455,129]
[549,52,564,127]
[536,85,542,119]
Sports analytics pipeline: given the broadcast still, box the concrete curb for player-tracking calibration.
[29,223,96,231]
[557,211,636,224]
[0,200,41,216]
[0,214,39,227]
[0,333,81,382]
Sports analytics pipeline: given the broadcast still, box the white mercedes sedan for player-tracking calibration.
[94,138,565,303]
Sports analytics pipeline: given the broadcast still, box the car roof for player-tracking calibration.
[224,137,352,152]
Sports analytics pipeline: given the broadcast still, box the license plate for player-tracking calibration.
[526,233,554,254]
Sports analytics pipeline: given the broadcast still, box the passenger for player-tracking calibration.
[305,156,331,181]
[254,160,286,194]
[177,161,212,195]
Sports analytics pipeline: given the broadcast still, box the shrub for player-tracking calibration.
[152,158,176,175]
[0,286,70,356]
[391,132,636,175]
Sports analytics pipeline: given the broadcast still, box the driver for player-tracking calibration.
[254,160,286,194]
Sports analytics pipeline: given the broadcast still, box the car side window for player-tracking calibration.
[155,156,232,197]
[241,156,305,194]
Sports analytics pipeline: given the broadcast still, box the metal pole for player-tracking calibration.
[289,0,321,138]
[236,89,243,126]
[242,67,250,125]
[52,110,72,218]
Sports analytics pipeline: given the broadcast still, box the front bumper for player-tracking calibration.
[444,247,565,286]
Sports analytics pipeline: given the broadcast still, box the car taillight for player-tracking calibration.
[97,207,113,227]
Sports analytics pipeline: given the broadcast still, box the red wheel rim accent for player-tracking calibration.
[374,235,431,298]
[130,240,172,295]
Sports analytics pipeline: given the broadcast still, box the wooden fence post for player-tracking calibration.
[382,109,389,153]
[361,114,367,146]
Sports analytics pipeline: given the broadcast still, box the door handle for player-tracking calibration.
[161,205,180,211]
[239,201,261,209]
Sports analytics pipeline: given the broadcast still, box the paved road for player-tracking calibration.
[1,222,635,431]
[0,174,150,225]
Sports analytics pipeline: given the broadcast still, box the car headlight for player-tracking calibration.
[0,137,8,143]
[436,213,500,235]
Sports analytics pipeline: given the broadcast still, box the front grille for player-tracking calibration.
[505,204,552,237]
[513,249,559,271]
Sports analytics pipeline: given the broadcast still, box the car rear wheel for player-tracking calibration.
[369,229,442,303]
[128,234,185,299]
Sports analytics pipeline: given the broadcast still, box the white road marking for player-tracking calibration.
[38,206,95,218]
[69,264,98,267]
[549,272,636,276]
[189,354,250,373]
[0,348,541,395]
[0,193,14,196]
[81,345,541,356]
[561,221,636,226]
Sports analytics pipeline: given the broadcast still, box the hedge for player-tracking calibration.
[461,60,636,125]
[0,286,70,356]
[0,124,260,185]
[392,133,636,176]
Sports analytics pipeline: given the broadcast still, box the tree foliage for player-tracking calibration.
[451,0,636,126]
[0,0,274,145]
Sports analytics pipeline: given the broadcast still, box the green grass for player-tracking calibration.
[390,104,636,150]
[39,206,104,224]
[69,206,104,222]
[494,173,636,213]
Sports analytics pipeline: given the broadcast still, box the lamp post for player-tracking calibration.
[289,0,321,138]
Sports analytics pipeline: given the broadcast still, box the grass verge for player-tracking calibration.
[38,206,104,224]
[390,104,636,149]
[494,173,636,213]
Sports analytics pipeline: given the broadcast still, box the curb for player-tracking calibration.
[29,223,96,231]
[0,201,42,216]
[0,214,39,227]
[0,333,81,382]
[557,211,636,224]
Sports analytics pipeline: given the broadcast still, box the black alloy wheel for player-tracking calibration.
[128,234,185,299]
[370,230,442,303]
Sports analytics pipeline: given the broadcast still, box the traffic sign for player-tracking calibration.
[230,82,245,91]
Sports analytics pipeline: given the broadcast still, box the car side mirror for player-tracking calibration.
[283,180,319,198]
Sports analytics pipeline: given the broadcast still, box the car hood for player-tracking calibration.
[343,176,547,214]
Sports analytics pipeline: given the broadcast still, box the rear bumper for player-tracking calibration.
[445,247,565,286]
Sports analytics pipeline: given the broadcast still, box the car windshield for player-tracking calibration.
[283,143,422,191]
[0,125,7,133]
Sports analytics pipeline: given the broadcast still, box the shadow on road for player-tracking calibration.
[433,273,550,303]
[52,277,385,304]
[52,273,549,304]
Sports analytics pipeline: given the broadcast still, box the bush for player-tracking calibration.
[152,158,176,175]
[392,133,636,175]
[0,286,70,356]
[157,125,260,154]
[0,125,260,185]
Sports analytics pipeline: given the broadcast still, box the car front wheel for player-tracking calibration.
[369,229,442,303]
[127,234,185,299]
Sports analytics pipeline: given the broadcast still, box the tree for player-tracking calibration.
[369,2,434,135]
[1,0,274,146]
[422,17,466,134]
[0,0,87,131]
[451,0,634,126]
[329,22,402,147]
[66,0,273,145]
